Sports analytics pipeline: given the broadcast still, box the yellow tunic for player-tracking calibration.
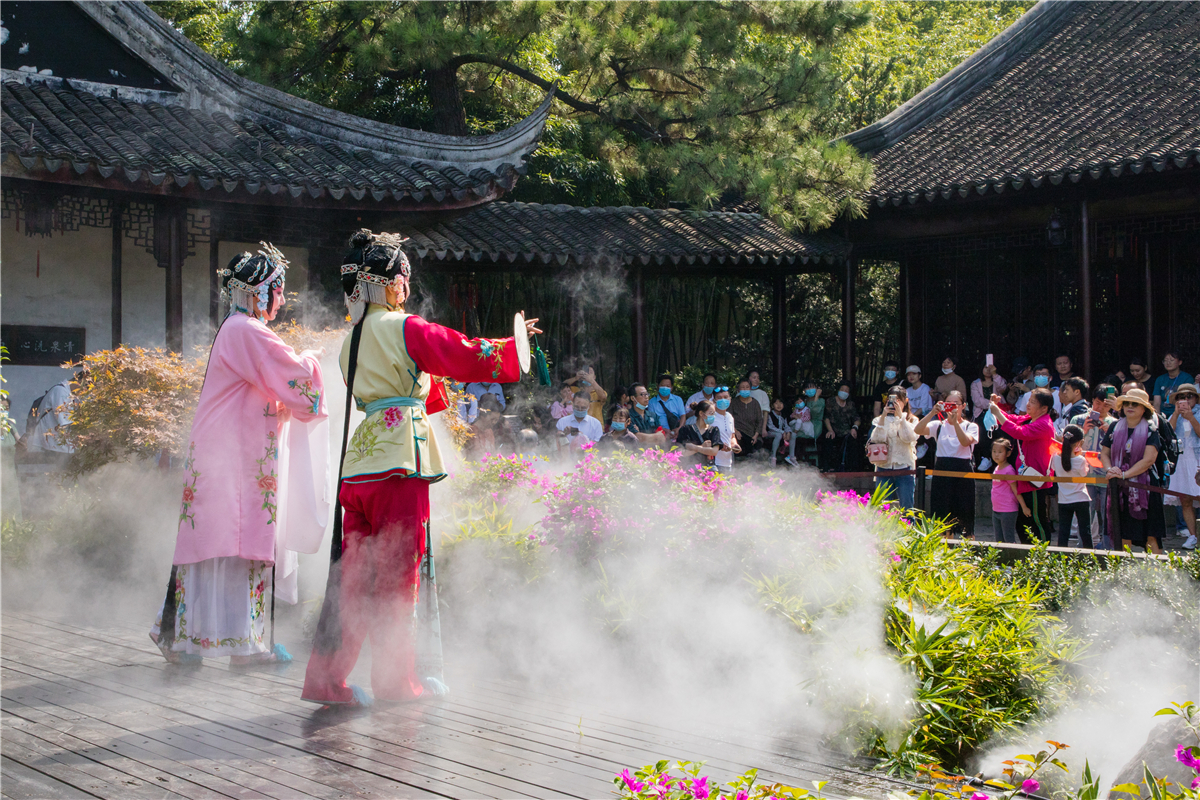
[339,305,519,483]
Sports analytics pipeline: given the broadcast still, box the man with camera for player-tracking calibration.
[556,392,604,451]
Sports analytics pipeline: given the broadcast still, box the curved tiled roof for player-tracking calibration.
[842,0,1200,207]
[402,202,849,267]
[1,79,538,205]
[0,1,552,208]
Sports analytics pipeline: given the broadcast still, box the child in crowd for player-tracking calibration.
[785,397,813,466]
[1051,424,1093,548]
[990,438,1027,543]
[550,383,575,420]
[766,397,790,466]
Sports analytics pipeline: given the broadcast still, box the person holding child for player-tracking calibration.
[676,400,723,468]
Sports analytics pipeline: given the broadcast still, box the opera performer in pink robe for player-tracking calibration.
[151,244,330,666]
[302,229,539,706]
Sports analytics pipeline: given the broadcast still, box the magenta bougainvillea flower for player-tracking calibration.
[1021,778,1040,794]
[618,769,645,792]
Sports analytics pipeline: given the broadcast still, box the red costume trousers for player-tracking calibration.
[302,475,429,703]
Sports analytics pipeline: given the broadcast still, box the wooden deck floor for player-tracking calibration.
[1,611,919,799]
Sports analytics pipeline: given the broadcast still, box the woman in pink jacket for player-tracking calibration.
[988,388,1055,542]
[152,245,328,666]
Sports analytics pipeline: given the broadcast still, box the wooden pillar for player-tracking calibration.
[901,259,911,370]
[111,202,123,348]
[155,202,185,353]
[631,266,647,385]
[841,257,857,385]
[1080,199,1092,381]
[209,232,221,330]
[1144,240,1153,368]
[772,271,786,395]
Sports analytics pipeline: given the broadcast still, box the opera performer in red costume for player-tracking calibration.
[302,229,539,706]
[152,244,330,666]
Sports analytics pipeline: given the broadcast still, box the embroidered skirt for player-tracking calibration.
[152,556,271,657]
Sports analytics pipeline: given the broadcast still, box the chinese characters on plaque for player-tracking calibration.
[0,325,86,367]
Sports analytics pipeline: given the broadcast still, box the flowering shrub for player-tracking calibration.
[614,760,820,800]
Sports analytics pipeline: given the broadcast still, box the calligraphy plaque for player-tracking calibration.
[1,325,86,367]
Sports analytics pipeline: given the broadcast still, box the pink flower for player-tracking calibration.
[891,552,902,562]
[689,776,710,799]
[1177,744,1200,771]
[971,794,990,800]
[736,791,749,800]
[1021,778,1040,794]
[618,769,645,792]
[383,406,404,429]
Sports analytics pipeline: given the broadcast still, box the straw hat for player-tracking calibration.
[1114,387,1155,413]
[1169,383,1199,403]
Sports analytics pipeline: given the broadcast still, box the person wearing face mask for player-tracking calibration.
[565,365,608,423]
[597,406,640,453]
[711,387,741,473]
[685,373,719,424]
[152,243,328,668]
[785,394,814,467]
[1015,365,1054,414]
[932,356,967,406]
[731,379,764,457]
[676,400,723,468]
[820,383,861,472]
[557,393,604,452]
[648,373,686,440]
[873,361,903,419]
[915,390,980,538]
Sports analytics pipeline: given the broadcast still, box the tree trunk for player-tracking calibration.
[424,65,468,136]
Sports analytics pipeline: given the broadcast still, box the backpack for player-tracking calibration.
[1155,412,1181,481]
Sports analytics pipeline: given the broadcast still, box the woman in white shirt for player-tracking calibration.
[1051,424,1093,548]
[915,390,980,537]
[712,387,741,474]
[868,386,920,509]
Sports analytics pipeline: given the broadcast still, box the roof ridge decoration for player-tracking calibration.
[73,1,552,172]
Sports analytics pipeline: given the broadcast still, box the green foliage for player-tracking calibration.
[823,1,1036,136]
[152,1,874,230]
[874,520,1086,772]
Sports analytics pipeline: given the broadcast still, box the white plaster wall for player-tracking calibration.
[1,223,210,435]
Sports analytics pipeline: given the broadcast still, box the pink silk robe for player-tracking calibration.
[173,314,328,566]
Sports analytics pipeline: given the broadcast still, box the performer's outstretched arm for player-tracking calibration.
[403,316,522,413]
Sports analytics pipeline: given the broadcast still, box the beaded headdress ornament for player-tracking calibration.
[218,242,288,315]
[341,233,411,325]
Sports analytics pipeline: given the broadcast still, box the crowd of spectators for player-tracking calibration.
[450,350,1197,554]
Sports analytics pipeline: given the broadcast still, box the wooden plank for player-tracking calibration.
[1,753,104,800]
[1,638,558,800]
[1,612,916,800]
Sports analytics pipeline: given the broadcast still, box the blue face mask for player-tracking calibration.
[658,386,671,397]
[704,414,716,425]
[884,370,897,380]
[738,390,751,398]
[795,402,805,410]
[636,401,649,411]
[837,390,849,400]
[1034,375,1050,387]
[715,398,731,410]
[573,409,588,420]
[702,385,715,395]
[805,388,817,397]
[611,421,626,431]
